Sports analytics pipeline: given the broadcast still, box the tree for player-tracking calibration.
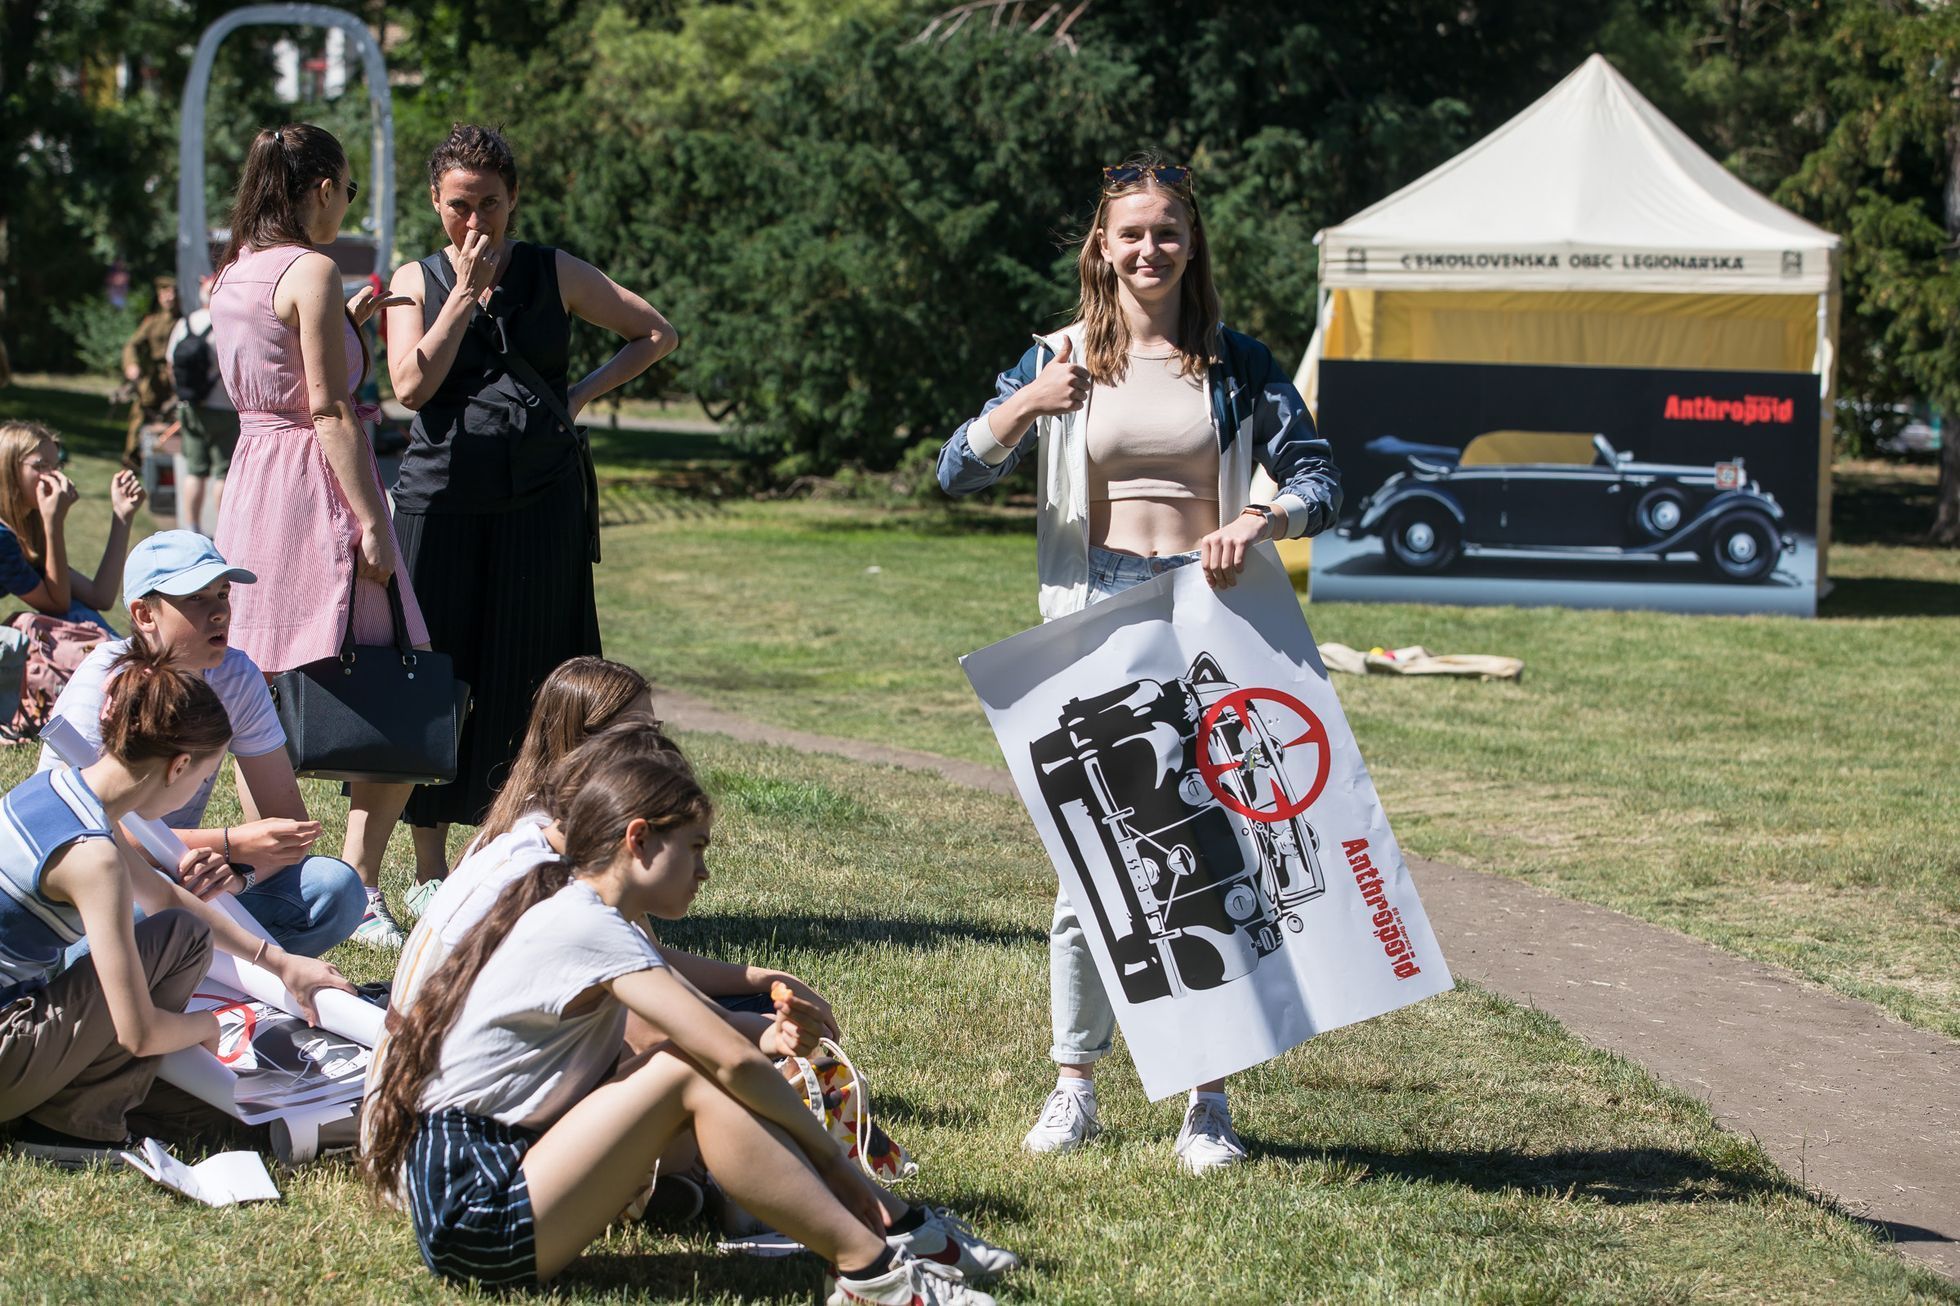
[1641,0,1960,545]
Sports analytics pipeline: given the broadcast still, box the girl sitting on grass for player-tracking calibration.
[0,642,351,1165]
[0,420,146,636]
[377,670,1015,1285]
[394,657,836,1030]
[361,750,1000,1304]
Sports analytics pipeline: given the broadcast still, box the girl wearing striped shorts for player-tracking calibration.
[362,749,999,1304]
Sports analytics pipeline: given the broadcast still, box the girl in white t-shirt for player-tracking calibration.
[362,752,995,1305]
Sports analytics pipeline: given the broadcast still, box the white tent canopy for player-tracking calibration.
[1316,54,1838,296]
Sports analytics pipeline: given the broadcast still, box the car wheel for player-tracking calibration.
[1703,512,1779,583]
[1632,487,1688,539]
[1382,502,1461,573]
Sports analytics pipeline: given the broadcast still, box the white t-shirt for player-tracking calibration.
[391,813,555,1017]
[418,881,665,1129]
[37,640,285,828]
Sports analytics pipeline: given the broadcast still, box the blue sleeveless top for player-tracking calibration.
[0,768,112,1004]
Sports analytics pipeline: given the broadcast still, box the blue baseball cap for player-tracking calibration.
[123,531,257,609]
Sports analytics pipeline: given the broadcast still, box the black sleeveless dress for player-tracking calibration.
[392,242,602,828]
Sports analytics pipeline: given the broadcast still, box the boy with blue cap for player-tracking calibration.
[35,531,365,955]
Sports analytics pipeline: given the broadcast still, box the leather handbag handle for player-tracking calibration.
[336,573,413,661]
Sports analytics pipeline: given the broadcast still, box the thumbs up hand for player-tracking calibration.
[1019,336,1091,418]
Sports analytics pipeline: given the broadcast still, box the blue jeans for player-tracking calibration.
[234,855,367,957]
[1050,547,1199,1065]
[64,854,366,968]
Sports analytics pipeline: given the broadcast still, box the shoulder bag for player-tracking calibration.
[426,248,603,563]
[269,576,470,784]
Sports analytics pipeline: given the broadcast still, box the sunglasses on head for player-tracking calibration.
[1102,163,1192,192]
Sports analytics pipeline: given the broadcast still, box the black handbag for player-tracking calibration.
[270,576,471,784]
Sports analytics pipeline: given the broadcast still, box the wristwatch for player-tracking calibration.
[1239,503,1279,529]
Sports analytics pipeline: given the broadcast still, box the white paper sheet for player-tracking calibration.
[961,547,1454,1098]
[120,1137,280,1206]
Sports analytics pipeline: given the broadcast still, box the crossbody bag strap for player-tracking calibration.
[421,246,602,562]
[428,246,581,441]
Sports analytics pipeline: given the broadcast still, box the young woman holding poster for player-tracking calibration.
[936,156,1343,1173]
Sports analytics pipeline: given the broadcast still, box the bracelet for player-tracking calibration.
[223,827,231,862]
[250,938,268,968]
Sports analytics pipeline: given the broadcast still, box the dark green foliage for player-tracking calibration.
[536,3,1611,473]
[8,0,1960,532]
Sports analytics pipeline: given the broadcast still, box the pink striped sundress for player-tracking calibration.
[207,244,428,673]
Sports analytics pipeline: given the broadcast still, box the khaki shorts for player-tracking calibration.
[177,402,239,478]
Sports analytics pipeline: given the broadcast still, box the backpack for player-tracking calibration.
[0,612,108,744]
[172,317,219,405]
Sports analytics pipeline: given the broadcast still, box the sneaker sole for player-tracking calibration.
[10,1141,124,1170]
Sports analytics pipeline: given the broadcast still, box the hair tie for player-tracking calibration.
[272,128,284,144]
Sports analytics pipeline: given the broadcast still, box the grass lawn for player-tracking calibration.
[0,736,1952,1303]
[0,377,1951,1299]
[592,474,1960,1045]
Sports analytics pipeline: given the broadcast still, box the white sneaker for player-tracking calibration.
[1022,1086,1101,1154]
[352,898,406,949]
[888,1206,1021,1282]
[403,877,444,922]
[828,1253,996,1306]
[1173,1097,1247,1174]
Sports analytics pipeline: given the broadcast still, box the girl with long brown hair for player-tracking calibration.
[0,419,145,634]
[936,156,1344,1173]
[0,642,351,1164]
[361,751,993,1304]
[205,123,431,947]
[393,659,837,1050]
[396,654,654,928]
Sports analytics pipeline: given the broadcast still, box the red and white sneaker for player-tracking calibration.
[827,1252,997,1306]
[888,1206,1021,1283]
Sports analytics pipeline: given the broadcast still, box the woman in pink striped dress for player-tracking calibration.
[208,124,430,947]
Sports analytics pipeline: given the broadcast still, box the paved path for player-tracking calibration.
[654,686,1960,1281]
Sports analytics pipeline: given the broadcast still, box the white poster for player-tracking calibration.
[160,983,374,1125]
[962,547,1454,1099]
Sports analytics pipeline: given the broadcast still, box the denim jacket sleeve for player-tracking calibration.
[1232,332,1343,538]
[937,343,1045,496]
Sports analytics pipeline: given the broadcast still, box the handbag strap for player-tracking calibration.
[338,573,414,660]
[424,247,582,441]
[817,1037,879,1179]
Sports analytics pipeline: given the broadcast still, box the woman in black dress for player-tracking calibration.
[383,124,677,928]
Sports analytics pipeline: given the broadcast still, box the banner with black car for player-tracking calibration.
[1311,360,1821,616]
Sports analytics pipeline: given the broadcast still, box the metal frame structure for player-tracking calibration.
[176,5,393,310]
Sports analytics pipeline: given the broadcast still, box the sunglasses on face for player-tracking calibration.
[1102,164,1193,193]
[345,177,360,203]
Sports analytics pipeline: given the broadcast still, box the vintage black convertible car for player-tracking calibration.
[1340,433,1796,583]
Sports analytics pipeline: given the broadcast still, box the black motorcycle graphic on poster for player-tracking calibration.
[963,551,1454,1099]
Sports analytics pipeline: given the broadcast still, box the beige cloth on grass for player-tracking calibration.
[1318,643,1524,682]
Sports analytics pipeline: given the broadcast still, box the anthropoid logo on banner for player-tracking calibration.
[1662,393,1796,425]
[1311,358,1822,616]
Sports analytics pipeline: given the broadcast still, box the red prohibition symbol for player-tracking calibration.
[1197,687,1331,823]
[193,993,258,1065]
